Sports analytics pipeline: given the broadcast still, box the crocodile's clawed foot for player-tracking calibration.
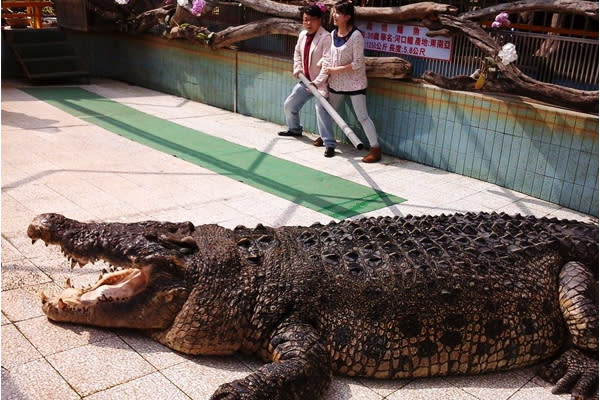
[538,348,599,400]
[209,381,250,400]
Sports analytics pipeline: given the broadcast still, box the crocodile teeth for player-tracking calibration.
[98,294,113,302]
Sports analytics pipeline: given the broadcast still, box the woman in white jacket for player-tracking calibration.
[279,4,336,157]
[323,0,381,163]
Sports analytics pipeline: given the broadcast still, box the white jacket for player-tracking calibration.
[293,26,332,97]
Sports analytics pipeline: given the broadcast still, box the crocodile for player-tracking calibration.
[28,211,598,400]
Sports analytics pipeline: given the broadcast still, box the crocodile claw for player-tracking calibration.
[538,348,599,400]
[210,381,248,400]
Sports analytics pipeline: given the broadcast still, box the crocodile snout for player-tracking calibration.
[27,213,66,244]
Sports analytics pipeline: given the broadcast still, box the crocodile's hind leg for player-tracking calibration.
[210,320,331,400]
[539,261,598,400]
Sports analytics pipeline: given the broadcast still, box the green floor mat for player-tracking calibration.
[23,86,406,219]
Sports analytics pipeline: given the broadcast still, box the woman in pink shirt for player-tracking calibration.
[324,0,381,163]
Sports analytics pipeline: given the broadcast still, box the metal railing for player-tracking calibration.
[508,31,598,90]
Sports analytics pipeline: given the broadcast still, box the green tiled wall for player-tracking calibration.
[69,33,236,110]
[67,32,598,216]
[364,82,599,216]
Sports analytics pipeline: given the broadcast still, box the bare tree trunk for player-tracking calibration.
[133,4,174,33]
[170,4,198,27]
[365,57,412,79]
[167,23,214,42]
[355,2,458,22]
[461,0,599,21]
[235,0,302,19]
[210,18,301,49]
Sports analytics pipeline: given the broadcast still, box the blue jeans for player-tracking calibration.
[284,82,336,148]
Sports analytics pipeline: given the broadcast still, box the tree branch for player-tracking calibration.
[423,15,599,113]
[233,1,459,22]
[461,0,598,21]
[365,56,412,79]
[355,2,458,22]
[235,0,302,19]
[133,4,175,33]
[422,72,598,113]
[210,18,302,49]
[166,22,214,42]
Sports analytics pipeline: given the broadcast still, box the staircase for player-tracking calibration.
[3,28,89,82]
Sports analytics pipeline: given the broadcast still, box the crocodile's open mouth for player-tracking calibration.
[29,213,192,329]
[81,267,148,302]
[42,266,151,309]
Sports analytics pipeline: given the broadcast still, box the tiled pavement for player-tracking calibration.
[2,78,591,400]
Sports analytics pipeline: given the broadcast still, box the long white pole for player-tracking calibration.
[297,73,364,150]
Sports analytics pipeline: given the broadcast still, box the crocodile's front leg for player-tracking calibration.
[539,261,599,400]
[211,320,332,400]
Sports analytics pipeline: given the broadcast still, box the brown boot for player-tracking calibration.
[362,147,381,163]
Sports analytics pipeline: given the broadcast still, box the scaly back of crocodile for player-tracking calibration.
[232,212,598,379]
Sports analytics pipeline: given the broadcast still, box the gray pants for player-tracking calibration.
[328,92,379,148]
